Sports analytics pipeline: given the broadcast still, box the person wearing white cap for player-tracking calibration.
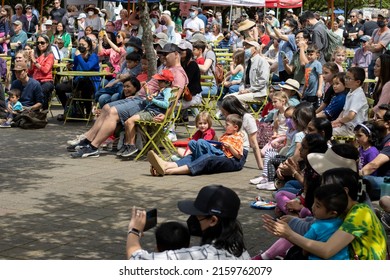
[183,6,204,40]
[266,10,280,28]
[77,13,87,40]
[161,10,176,43]
[337,15,345,29]
[228,39,269,103]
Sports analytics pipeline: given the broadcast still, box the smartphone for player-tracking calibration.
[143,208,157,231]
[266,16,272,20]
[280,51,287,59]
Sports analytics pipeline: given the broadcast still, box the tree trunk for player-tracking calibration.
[139,0,157,79]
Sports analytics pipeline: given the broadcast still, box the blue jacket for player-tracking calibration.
[73,52,100,92]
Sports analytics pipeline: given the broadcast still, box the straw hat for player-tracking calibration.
[237,19,256,32]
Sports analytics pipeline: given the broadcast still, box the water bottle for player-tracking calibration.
[380,177,390,197]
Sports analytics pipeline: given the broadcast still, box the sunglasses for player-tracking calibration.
[116,35,122,38]
[37,41,46,45]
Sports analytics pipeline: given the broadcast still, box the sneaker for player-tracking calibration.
[67,134,86,146]
[120,144,138,158]
[256,182,277,191]
[250,176,268,185]
[167,131,177,142]
[116,144,127,156]
[0,122,11,128]
[215,110,222,120]
[70,144,99,158]
[67,139,88,152]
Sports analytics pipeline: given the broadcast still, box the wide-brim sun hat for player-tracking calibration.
[237,19,256,32]
[84,5,99,14]
[280,78,300,93]
[307,148,358,175]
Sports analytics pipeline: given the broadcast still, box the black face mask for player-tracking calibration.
[377,20,386,28]
[78,46,87,53]
[160,19,166,25]
[186,215,203,237]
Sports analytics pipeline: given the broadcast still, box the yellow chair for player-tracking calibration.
[134,88,181,161]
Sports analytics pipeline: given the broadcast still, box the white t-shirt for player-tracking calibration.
[183,17,204,39]
[242,113,257,150]
[341,87,368,128]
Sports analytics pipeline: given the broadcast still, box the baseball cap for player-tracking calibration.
[25,5,32,9]
[153,39,167,49]
[162,10,171,17]
[13,62,28,71]
[153,32,168,41]
[178,39,193,51]
[189,33,207,43]
[287,9,294,13]
[360,35,371,42]
[77,13,86,20]
[152,69,174,82]
[307,147,358,175]
[266,10,275,16]
[157,43,181,54]
[337,15,345,21]
[178,185,241,219]
[189,6,198,11]
[280,79,300,93]
[13,20,22,26]
[44,19,53,25]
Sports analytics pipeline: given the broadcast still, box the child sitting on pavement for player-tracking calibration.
[0,89,23,128]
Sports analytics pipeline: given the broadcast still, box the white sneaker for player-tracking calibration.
[256,182,277,191]
[67,134,86,146]
[167,131,177,142]
[250,176,268,185]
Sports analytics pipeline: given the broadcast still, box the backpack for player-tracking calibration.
[324,27,342,62]
[12,110,48,129]
[213,63,224,86]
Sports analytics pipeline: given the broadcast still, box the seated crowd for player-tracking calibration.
[0,3,389,260]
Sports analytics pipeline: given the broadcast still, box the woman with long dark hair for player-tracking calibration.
[372,53,390,113]
[27,35,54,110]
[127,185,249,260]
[55,36,99,120]
[50,22,71,48]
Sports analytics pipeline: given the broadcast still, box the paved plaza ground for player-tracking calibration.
[0,111,279,260]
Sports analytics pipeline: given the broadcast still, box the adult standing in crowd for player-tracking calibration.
[331,19,344,40]
[25,4,38,38]
[367,13,390,79]
[28,35,54,110]
[197,8,208,27]
[84,5,102,33]
[266,10,280,28]
[49,0,66,24]
[183,6,204,40]
[343,11,362,51]
[127,185,250,260]
[11,4,27,35]
[161,10,175,43]
[265,17,298,82]
[62,5,78,36]
[237,19,257,41]
[300,11,328,64]
[359,12,378,37]
[372,54,390,113]
[114,9,129,32]
[337,15,345,29]
[11,62,43,111]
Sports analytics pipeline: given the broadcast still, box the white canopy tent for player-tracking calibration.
[167,0,265,7]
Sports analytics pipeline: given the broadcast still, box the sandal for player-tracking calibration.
[150,166,162,177]
[147,150,166,176]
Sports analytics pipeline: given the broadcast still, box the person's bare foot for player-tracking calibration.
[147,150,166,176]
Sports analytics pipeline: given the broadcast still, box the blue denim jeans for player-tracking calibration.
[176,149,248,175]
[188,139,224,159]
[363,175,385,201]
[201,83,218,97]
[95,82,124,108]
[276,180,303,195]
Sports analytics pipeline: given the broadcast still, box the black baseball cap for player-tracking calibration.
[157,43,181,54]
[177,185,240,219]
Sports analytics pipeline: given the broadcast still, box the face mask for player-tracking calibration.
[377,20,386,28]
[78,46,87,53]
[126,46,134,54]
[160,19,166,26]
[151,18,158,24]
[186,215,203,237]
[88,11,94,17]
[245,48,252,60]
[190,12,196,19]
[282,26,292,34]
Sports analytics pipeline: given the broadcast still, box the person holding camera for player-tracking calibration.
[126,185,250,260]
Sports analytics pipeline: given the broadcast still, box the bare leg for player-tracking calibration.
[124,115,140,145]
[90,106,120,147]
[84,104,111,141]
[165,165,191,175]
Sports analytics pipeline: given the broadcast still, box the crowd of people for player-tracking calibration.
[0,2,389,260]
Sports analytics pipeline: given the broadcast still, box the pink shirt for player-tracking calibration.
[374,81,390,113]
[98,47,126,75]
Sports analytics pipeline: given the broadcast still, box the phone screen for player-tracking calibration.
[143,208,157,231]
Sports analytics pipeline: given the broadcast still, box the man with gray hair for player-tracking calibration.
[183,6,205,40]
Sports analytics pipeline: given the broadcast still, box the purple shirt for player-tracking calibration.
[352,48,372,68]
[359,146,379,175]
